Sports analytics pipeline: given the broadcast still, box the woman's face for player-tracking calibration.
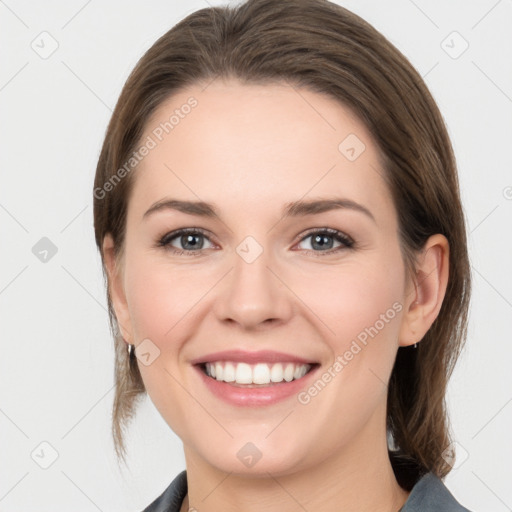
[107,79,419,476]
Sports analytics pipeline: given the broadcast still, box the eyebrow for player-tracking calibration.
[143,197,376,223]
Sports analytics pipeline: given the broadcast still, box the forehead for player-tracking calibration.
[129,78,394,225]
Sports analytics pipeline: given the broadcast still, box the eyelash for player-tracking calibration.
[156,227,355,257]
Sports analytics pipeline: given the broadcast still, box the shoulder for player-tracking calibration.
[402,472,474,512]
[141,470,188,512]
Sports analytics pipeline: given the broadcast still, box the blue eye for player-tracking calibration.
[296,228,354,254]
[158,228,214,255]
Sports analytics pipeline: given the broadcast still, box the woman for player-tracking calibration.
[93,0,473,510]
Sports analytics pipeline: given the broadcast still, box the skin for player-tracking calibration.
[103,78,449,512]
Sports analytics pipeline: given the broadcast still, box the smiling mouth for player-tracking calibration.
[198,361,318,387]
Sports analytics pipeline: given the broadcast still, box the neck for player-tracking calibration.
[181,410,410,512]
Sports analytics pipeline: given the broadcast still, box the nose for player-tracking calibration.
[213,246,294,330]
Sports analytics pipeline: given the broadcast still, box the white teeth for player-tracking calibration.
[284,363,294,382]
[235,362,252,384]
[270,363,284,382]
[215,362,223,381]
[294,364,307,379]
[253,363,270,384]
[223,362,235,382]
[204,361,312,385]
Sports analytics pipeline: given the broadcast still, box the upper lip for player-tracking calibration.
[190,349,318,365]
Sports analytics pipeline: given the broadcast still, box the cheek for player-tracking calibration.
[291,260,404,439]
[121,255,205,438]
[123,256,206,342]
[295,259,404,351]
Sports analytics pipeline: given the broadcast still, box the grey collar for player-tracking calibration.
[143,469,473,512]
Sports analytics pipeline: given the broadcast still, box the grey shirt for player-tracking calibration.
[142,470,473,511]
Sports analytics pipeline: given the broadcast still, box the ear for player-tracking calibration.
[398,234,450,347]
[102,234,134,345]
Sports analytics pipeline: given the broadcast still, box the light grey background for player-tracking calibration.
[1,0,511,510]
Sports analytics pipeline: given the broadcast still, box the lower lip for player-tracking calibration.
[194,364,319,406]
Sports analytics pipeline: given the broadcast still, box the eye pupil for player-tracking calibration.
[182,234,203,250]
[312,234,333,250]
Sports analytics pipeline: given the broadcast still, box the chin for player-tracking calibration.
[190,436,311,477]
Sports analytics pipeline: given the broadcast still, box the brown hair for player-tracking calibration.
[93,0,471,489]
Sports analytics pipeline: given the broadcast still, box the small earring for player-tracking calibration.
[413,342,418,349]
[128,343,135,357]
